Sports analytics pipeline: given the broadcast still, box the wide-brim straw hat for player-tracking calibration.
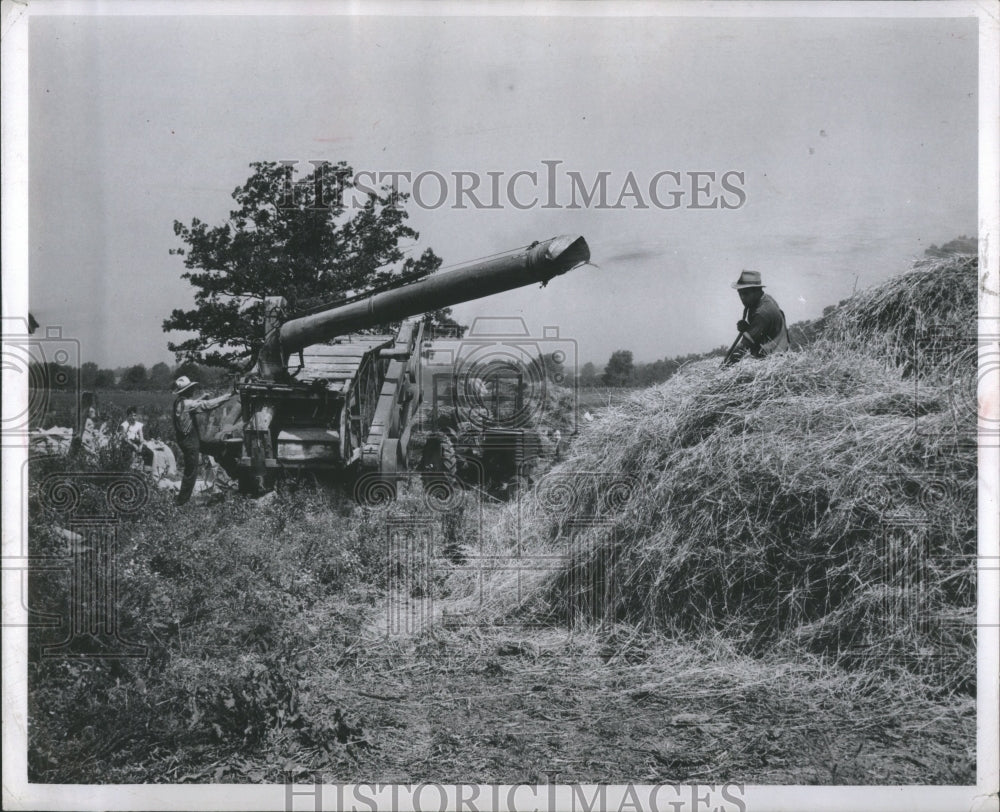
[172,375,198,395]
[732,270,765,290]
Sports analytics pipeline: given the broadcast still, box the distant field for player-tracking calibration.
[575,387,639,412]
[34,389,175,439]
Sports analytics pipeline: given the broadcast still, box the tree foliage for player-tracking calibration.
[577,361,598,387]
[148,362,173,390]
[120,364,148,390]
[174,360,229,388]
[602,350,635,387]
[164,161,457,369]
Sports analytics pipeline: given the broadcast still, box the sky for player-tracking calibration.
[27,9,978,369]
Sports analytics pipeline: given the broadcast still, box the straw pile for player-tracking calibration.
[826,252,978,372]
[451,254,978,686]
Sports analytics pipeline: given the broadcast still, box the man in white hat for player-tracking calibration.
[171,376,231,506]
[724,270,790,365]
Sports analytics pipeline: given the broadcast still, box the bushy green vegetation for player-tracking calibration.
[28,461,387,781]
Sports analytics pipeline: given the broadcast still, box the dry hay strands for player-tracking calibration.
[825,252,978,373]
[461,345,976,690]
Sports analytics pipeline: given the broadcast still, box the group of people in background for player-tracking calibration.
[70,377,230,507]
[74,404,177,482]
[79,404,146,459]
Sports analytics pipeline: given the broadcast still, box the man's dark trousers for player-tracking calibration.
[176,441,200,505]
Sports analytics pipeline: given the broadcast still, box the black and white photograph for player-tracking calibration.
[2,1,997,810]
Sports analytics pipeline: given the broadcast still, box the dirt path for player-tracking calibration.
[286,599,976,785]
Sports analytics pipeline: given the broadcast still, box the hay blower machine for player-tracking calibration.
[197,235,590,497]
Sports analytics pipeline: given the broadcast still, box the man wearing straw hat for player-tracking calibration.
[723,270,790,365]
[171,375,231,506]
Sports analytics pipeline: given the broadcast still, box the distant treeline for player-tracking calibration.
[28,360,232,392]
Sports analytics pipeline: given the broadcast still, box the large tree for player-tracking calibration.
[164,161,458,369]
[577,361,598,387]
[148,362,173,390]
[602,349,635,387]
[120,364,148,390]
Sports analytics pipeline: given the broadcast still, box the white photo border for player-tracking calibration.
[2,1,997,810]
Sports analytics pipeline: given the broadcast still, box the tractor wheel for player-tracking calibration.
[420,433,459,503]
[437,435,457,479]
[419,433,458,479]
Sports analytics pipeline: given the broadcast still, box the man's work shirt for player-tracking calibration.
[741,293,790,357]
[173,396,228,447]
